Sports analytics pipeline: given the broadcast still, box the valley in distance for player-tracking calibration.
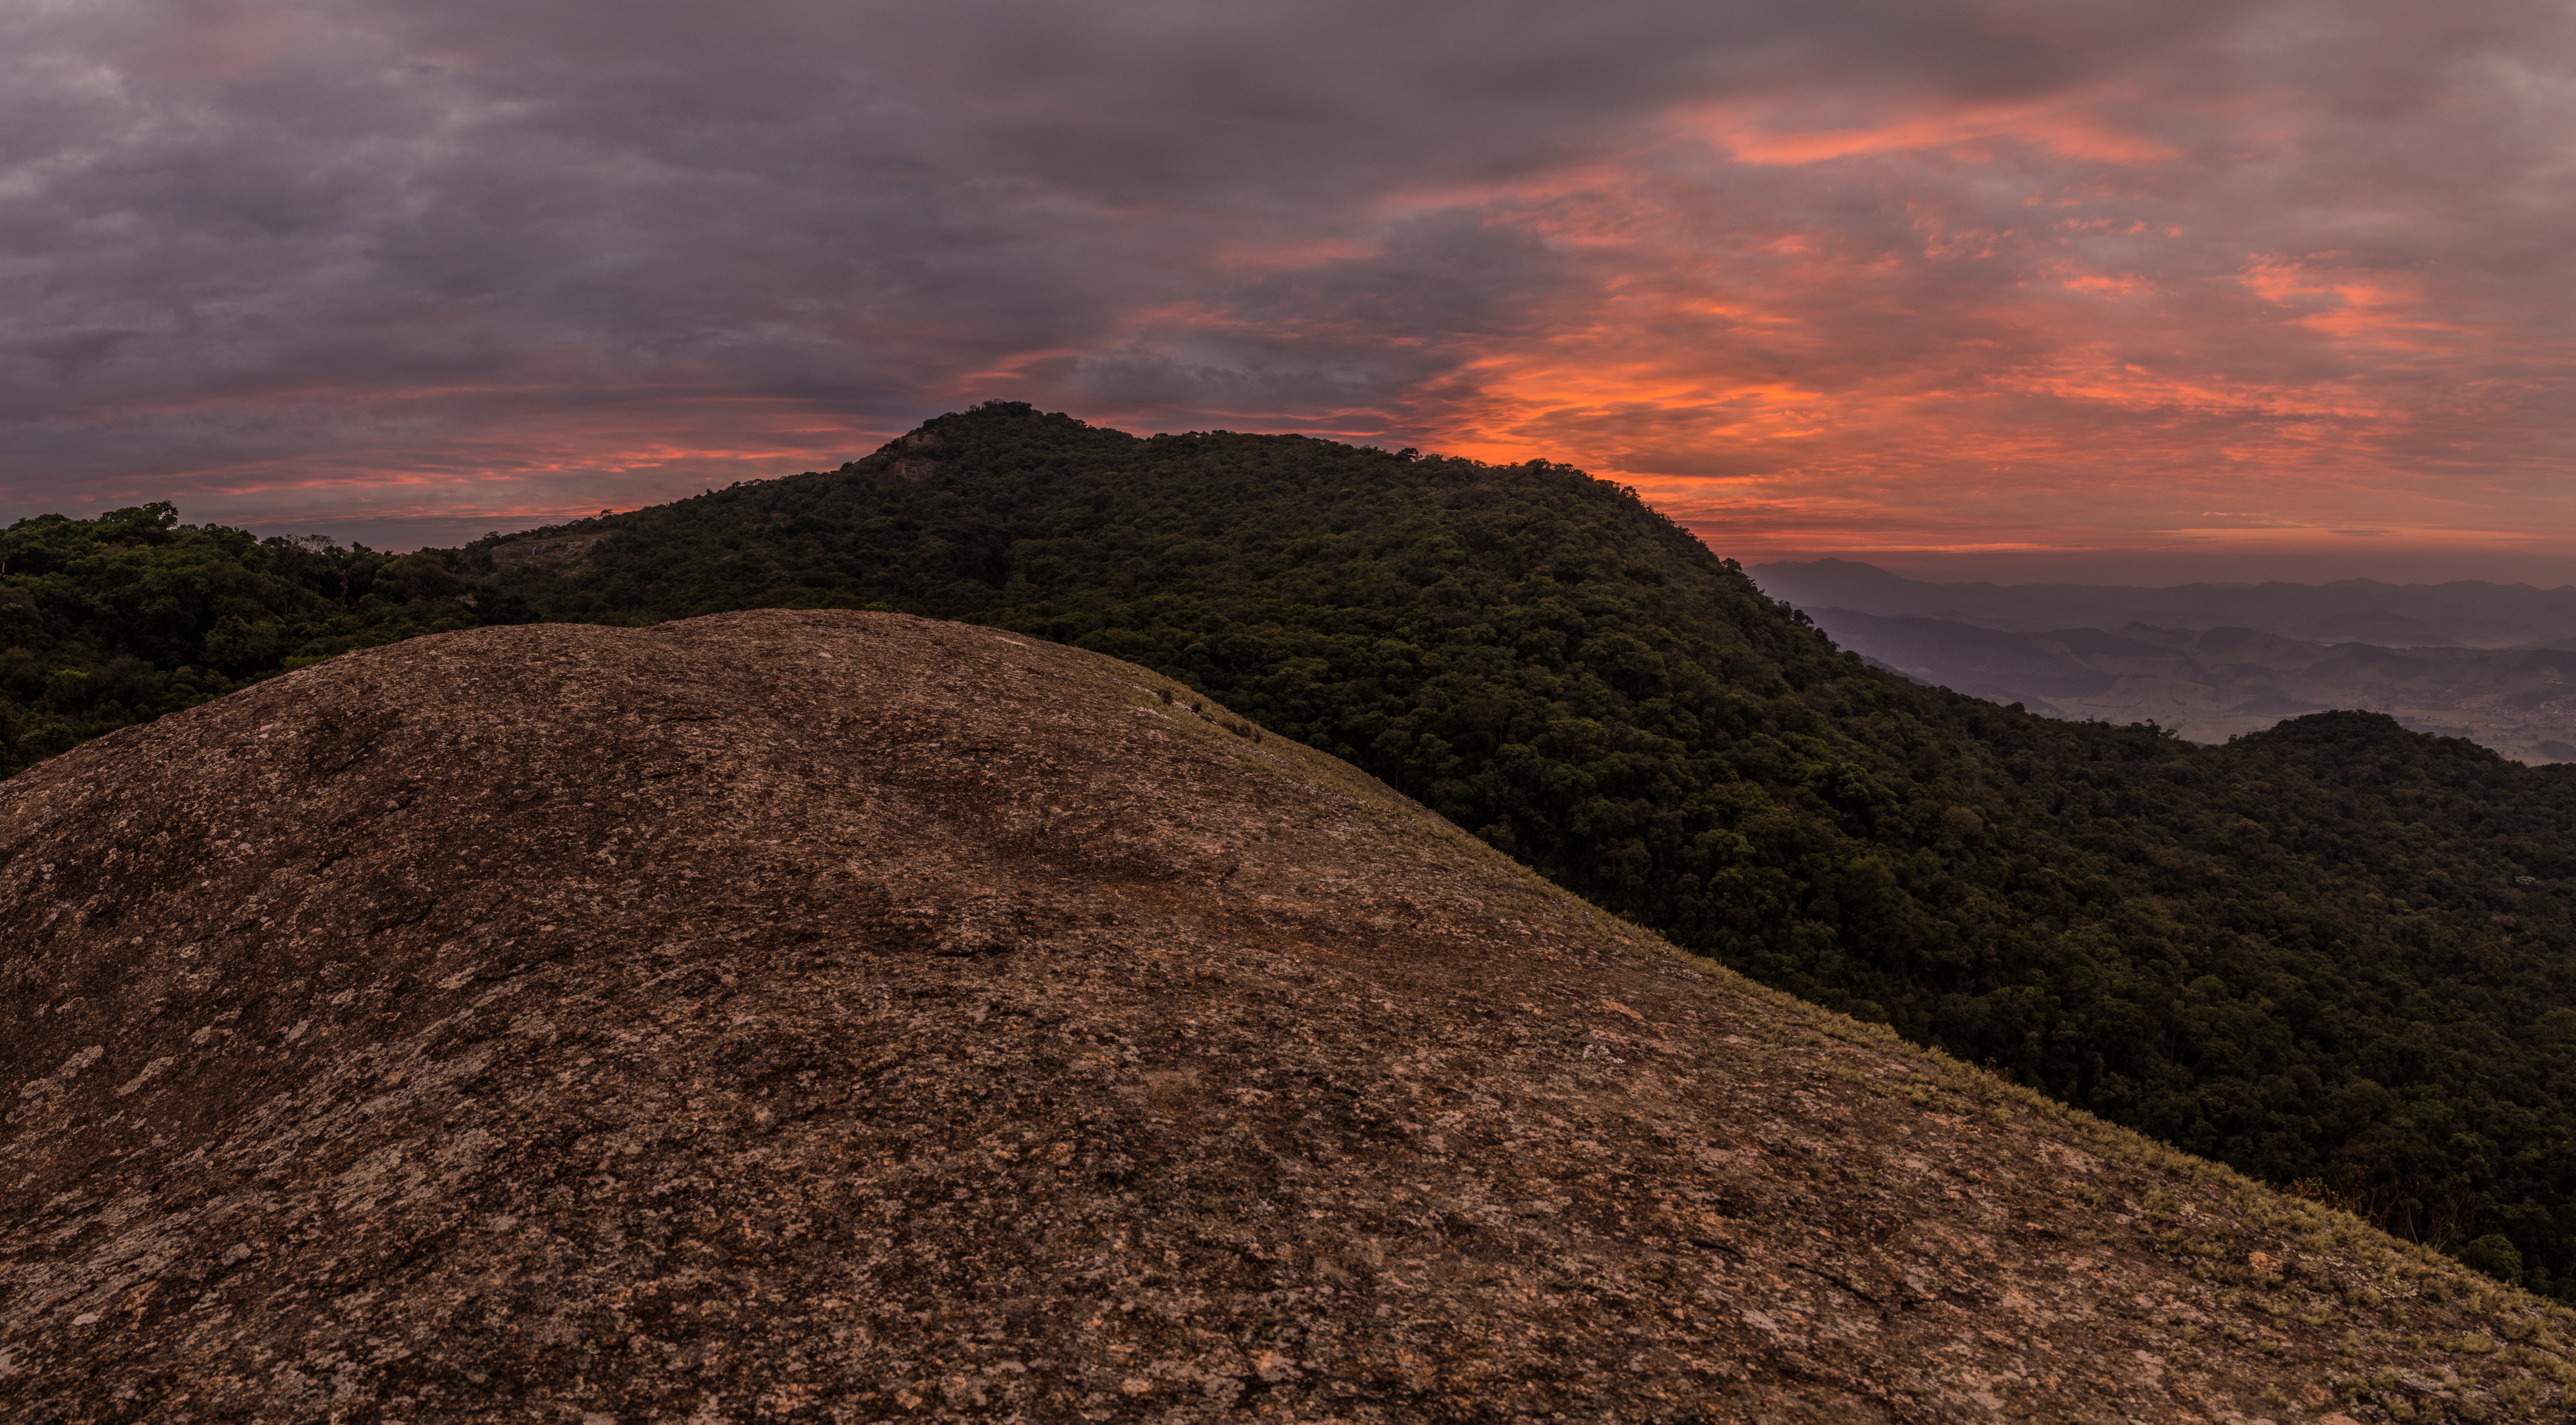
[1750,558,2576,762]
[8,402,2576,1420]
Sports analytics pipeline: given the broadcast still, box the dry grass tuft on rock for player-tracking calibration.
[1,610,2568,1422]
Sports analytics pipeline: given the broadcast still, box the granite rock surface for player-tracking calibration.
[2,610,2568,1423]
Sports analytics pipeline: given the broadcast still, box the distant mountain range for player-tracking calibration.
[1748,559,2576,760]
[1747,557,2576,649]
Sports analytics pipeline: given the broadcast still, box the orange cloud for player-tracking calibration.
[1681,91,2183,167]
[1183,82,2575,578]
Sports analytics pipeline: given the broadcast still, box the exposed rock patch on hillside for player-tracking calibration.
[482,532,601,571]
[2,611,2568,1422]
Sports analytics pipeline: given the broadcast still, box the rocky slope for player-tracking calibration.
[2,610,2570,1423]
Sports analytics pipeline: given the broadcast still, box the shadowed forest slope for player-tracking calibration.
[4,611,2570,1422]
[0,502,532,777]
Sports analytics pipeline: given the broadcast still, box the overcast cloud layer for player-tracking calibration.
[5,0,2572,577]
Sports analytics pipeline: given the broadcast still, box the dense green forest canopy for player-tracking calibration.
[12,403,2576,1300]
[0,502,530,776]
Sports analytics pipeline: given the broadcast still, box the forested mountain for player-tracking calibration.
[0,503,529,777]
[13,401,2576,1298]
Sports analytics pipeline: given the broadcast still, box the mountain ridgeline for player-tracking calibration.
[14,402,2576,1296]
[1780,596,2576,763]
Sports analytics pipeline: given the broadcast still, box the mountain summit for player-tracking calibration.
[2,611,2566,1419]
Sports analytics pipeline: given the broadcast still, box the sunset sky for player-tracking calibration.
[5,1,2572,582]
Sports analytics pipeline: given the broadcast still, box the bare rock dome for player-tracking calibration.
[2,611,2566,1421]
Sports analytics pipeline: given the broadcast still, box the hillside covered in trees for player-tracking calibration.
[12,402,2576,1298]
[0,503,530,777]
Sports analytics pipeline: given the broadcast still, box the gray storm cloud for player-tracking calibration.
[1,0,2568,565]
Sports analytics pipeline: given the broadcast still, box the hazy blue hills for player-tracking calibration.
[1749,557,2576,649]
[1753,560,2576,761]
[1804,607,2576,761]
